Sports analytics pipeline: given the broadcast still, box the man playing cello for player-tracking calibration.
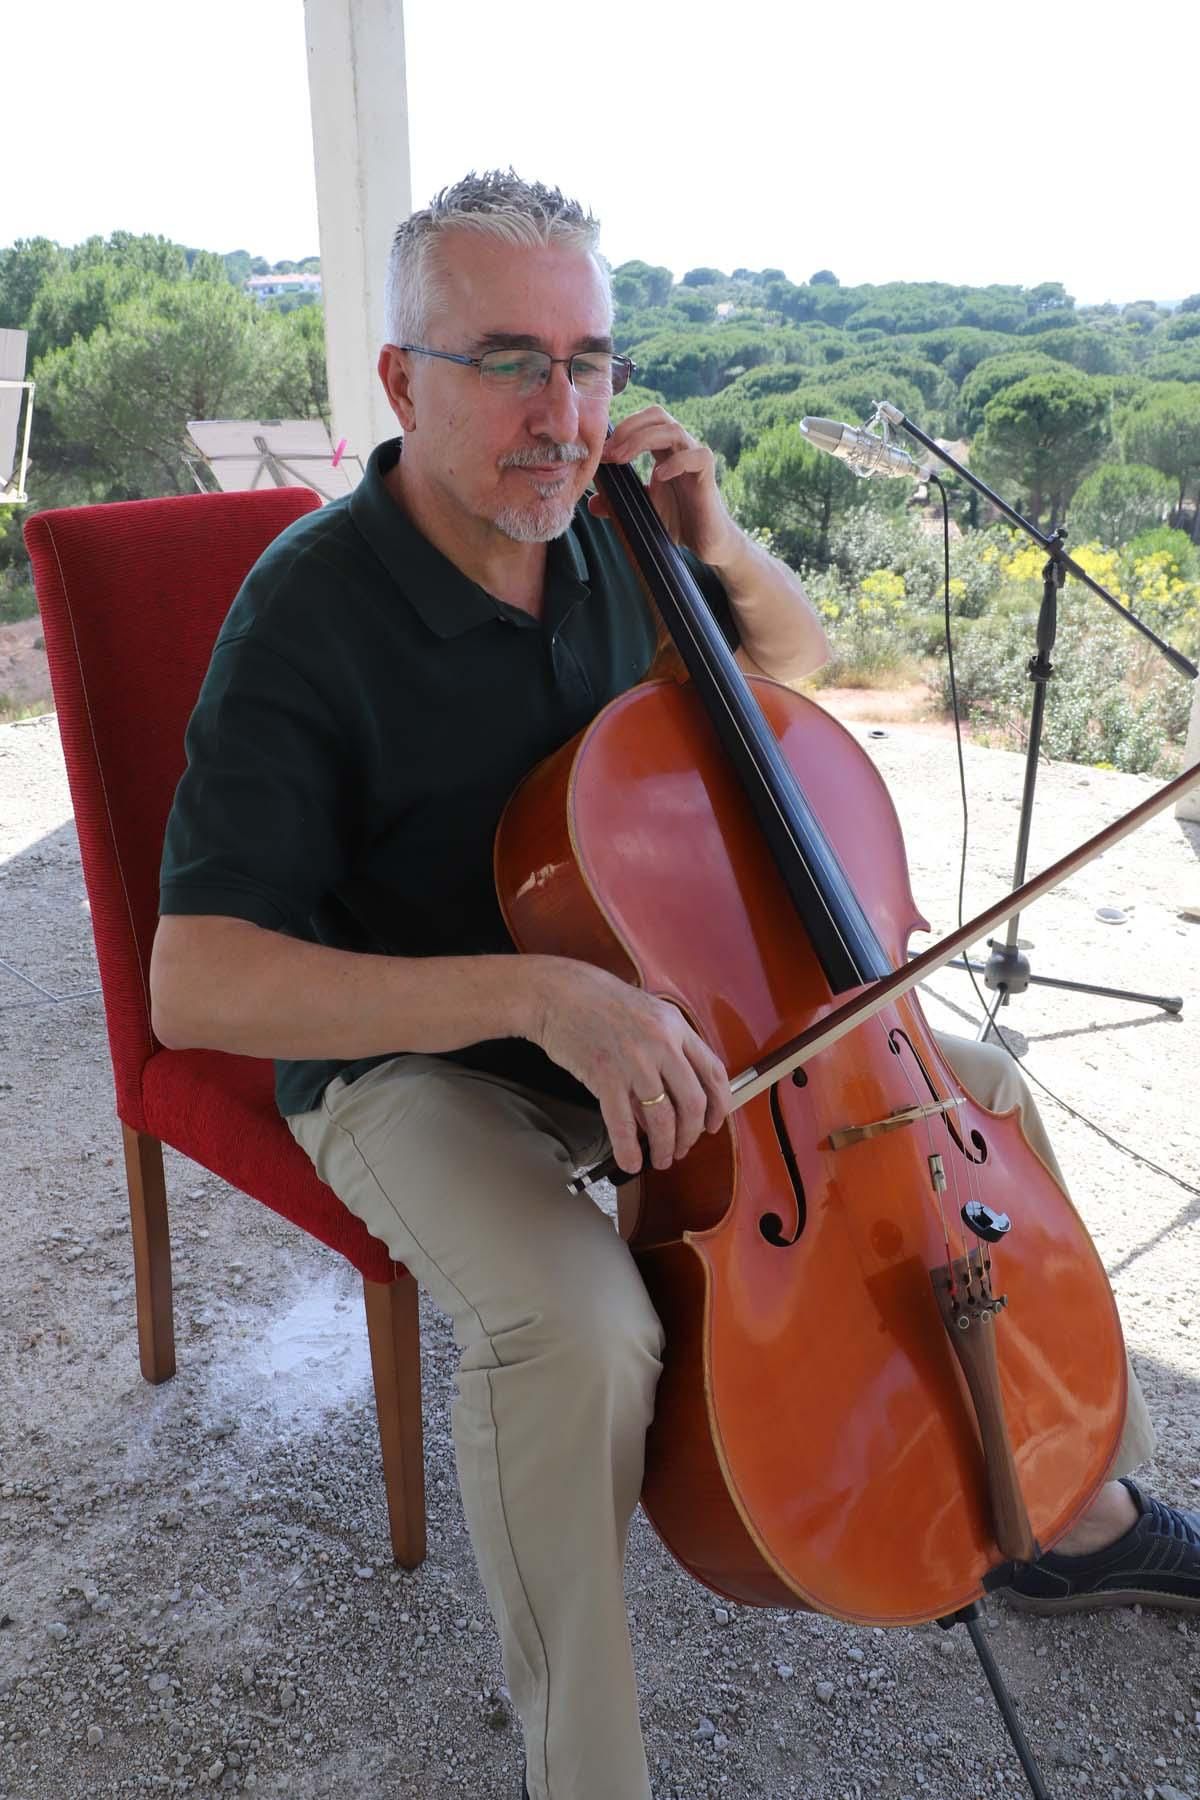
[150,170,1198,1800]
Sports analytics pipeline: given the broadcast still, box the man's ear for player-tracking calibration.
[378,345,417,432]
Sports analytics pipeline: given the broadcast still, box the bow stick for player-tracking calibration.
[571,755,1199,1190]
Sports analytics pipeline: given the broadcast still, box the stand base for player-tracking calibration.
[945,939,1182,1044]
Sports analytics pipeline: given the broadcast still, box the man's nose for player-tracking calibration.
[525,363,581,438]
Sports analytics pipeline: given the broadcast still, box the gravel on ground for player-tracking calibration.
[1,705,1198,1800]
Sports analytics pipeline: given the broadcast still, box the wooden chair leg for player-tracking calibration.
[362,1272,427,1569]
[120,1123,176,1384]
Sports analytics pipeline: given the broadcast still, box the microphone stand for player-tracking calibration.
[876,402,1198,1043]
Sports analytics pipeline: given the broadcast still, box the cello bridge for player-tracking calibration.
[828,1094,965,1152]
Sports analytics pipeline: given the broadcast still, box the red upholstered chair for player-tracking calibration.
[24,489,426,1568]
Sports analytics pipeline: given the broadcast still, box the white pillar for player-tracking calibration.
[302,0,412,483]
[1179,679,1200,823]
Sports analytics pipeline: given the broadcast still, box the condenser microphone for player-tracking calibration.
[800,416,936,481]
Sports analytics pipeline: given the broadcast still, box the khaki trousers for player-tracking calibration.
[287,1031,1154,1800]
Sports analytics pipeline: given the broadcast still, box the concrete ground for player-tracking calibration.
[1,708,1198,1800]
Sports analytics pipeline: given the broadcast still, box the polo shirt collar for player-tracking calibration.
[350,439,590,638]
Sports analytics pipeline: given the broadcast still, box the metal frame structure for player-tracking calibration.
[0,377,35,507]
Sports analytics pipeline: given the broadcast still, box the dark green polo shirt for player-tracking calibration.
[160,438,737,1118]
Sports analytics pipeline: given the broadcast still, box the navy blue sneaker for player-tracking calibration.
[1005,1478,1200,1613]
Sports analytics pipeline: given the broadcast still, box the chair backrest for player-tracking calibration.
[23,487,321,1126]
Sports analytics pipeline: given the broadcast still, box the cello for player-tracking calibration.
[493,449,1183,1638]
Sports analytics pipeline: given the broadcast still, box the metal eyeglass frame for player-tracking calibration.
[397,345,637,395]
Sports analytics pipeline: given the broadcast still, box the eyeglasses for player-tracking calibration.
[398,344,637,398]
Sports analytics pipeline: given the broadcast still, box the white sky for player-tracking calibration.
[4,0,1197,305]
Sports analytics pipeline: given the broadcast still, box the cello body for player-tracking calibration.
[495,673,1126,1627]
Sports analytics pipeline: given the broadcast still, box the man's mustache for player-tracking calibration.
[500,444,589,469]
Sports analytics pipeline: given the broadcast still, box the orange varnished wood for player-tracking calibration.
[496,677,1126,1626]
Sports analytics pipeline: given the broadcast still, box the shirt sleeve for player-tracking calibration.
[159,631,354,935]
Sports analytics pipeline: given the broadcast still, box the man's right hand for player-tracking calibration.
[522,958,732,1177]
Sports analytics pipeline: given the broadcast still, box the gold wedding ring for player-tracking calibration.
[638,1090,668,1107]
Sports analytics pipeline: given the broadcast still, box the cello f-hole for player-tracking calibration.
[889,1026,989,1166]
[759,1082,807,1249]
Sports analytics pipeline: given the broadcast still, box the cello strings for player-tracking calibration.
[883,1000,983,1295]
[601,460,869,981]
[605,458,993,1302]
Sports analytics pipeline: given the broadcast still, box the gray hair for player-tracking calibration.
[383,168,610,347]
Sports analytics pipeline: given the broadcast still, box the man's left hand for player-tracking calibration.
[590,407,741,570]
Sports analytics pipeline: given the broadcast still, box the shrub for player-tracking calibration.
[803,564,925,687]
[1067,463,1176,546]
[0,574,38,625]
[934,603,1188,774]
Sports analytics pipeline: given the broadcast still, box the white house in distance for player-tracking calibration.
[244,272,323,302]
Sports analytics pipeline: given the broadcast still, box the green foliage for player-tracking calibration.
[935,608,1185,773]
[27,261,144,362]
[1067,464,1176,546]
[611,259,673,311]
[808,285,858,328]
[1024,327,1126,376]
[763,278,815,324]
[1118,384,1200,507]
[1125,524,1200,581]
[259,290,321,316]
[957,351,1063,432]
[187,249,229,286]
[1016,307,1078,336]
[35,280,312,495]
[615,303,705,344]
[1122,301,1164,332]
[0,571,38,624]
[823,511,1004,616]
[957,292,1026,333]
[811,345,953,422]
[607,382,669,424]
[723,421,868,567]
[800,563,922,686]
[0,514,36,621]
[682,266,726,288]
[0,237,63,329]
[17,233,232,361]
[623,325,796,401]
[1162,311,1200,342]
[794,512,1011,686]
[275,304,331,426]
[73,231,190,283]
[672,289,717,324]
[910,329,1015,384]
[973,369,1111,524]
[1143,344,1200,384]
[1028,282,1075,313]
